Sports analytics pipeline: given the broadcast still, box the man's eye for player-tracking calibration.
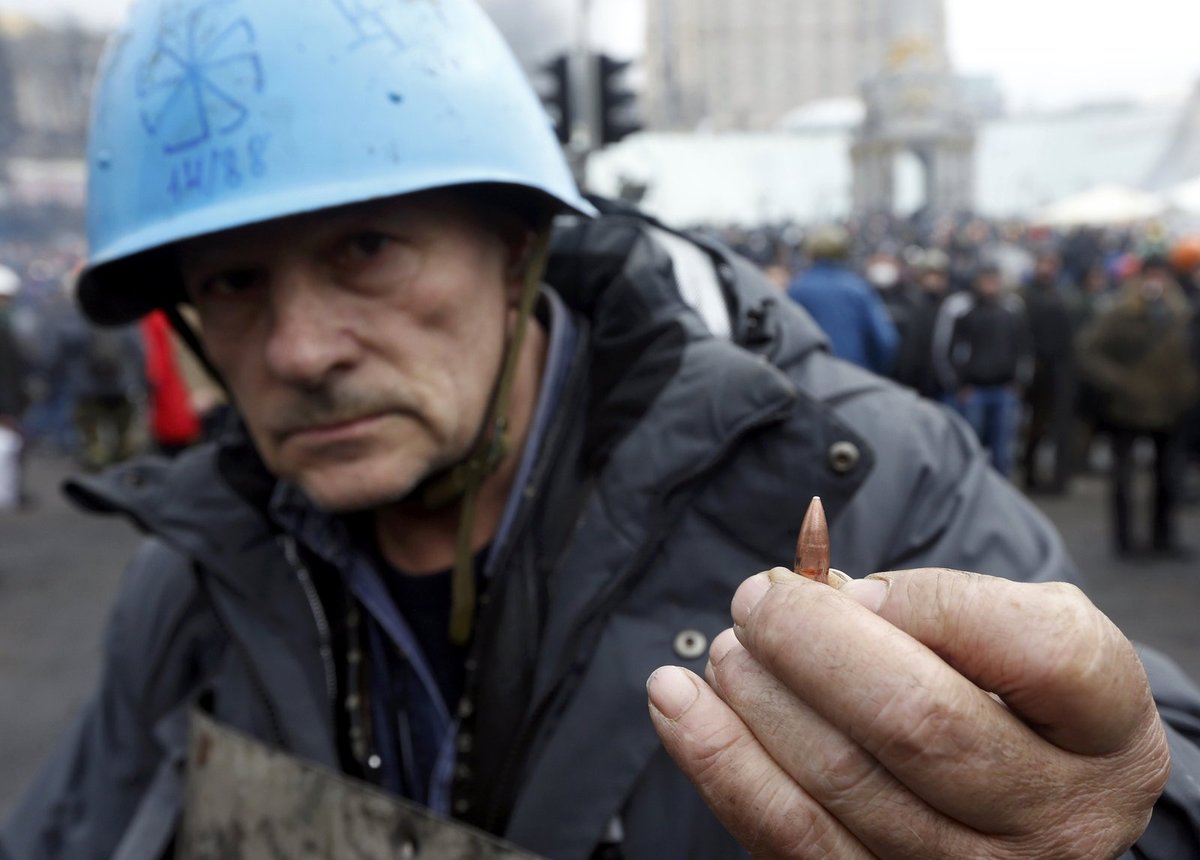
[344,231,391,261]
[194,270,259,299]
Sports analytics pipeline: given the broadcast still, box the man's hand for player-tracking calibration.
[647,569,1170,859]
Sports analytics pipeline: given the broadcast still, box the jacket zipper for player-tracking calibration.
[462,347,588,826]
[193,567,287,747]
[479,399,795,833]
[280,535,337,706]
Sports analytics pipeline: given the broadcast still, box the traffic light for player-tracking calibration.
[539,53,573,145]
[596,53,642,146]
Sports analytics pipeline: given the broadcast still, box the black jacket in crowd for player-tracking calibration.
[934,290,1035,390]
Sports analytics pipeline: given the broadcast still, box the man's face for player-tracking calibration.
[1140,268,1170,300]
[178,193,519,511]
[974,272,1002,298]
[1084,269,1108,294]
[1034,255,1060,283]
[918,271,947,295]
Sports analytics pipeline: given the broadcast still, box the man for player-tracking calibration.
[1077,255,1199,556]
[70,322,146,470]
[1020,251,1075,493]
[1170,235,1200,301]
[891,247,951,400]
[1,2,1196,858]
[934,263,1034,476]
[787,227,899,374]
[0,266,27,509]
[864,247,914,351]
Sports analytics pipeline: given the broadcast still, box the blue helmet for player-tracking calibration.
[78,0,594,324]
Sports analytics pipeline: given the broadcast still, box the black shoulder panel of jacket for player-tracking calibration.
[546,198,839,472]
[547,205,690,470]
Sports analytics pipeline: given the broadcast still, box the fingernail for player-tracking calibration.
[731,571,773,627]
[827,569,852,589]
[708,628,739,665]
[839,576,889,613]
[647,667,700,720]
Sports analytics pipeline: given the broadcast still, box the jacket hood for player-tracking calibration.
[63,441,281,600]
[550,201,830,367]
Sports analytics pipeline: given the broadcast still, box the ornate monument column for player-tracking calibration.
[852,0,975,217]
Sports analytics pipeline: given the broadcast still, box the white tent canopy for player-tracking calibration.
[1168,174,1200,214]
[1032,184,1167,227]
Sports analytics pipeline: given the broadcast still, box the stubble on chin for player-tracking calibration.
[285,431,470,514]
[293,460,419,513]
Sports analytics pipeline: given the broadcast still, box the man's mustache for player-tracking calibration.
[261,387,412,437]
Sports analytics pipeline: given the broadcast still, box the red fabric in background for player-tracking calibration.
[141,310,201,446]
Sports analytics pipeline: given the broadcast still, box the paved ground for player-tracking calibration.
[1,450,1198,819]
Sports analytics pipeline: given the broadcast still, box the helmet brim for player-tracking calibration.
[77,182,595,326]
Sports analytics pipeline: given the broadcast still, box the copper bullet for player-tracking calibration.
[795,496,830,585]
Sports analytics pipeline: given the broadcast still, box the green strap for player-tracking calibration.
[448,229,552,647]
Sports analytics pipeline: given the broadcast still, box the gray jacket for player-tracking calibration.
[4,208,1200,859]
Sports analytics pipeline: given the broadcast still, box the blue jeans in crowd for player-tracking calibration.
[949,385,1020,477]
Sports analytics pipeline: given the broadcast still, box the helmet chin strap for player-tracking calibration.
[413,227,552,646]
[165,304,228,391]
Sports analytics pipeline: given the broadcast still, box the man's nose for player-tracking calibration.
[263,268,356,384]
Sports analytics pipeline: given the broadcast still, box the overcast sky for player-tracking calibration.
[4,0,1198,111]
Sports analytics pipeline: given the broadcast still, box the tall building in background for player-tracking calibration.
[644,0,947,131]
[0,13,105,211]
[0,14,103,160]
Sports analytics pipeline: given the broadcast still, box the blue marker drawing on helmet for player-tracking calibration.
[329,0,406,52]
[136,3,265,155]
[165,132,271,202]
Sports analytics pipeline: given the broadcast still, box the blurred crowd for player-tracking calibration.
[714,214,1200,558]
[3,214,1199,557]
[0,239,225,510]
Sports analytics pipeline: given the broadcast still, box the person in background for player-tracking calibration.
[787,226,899,374]
[1064,261,1115,474]
[1019,251,1075,494]
[71,321,146,471]
[1169,235,1200,301]
[1077,255,1199,557]
[865,248,916,355]
[1064,261,1114,337]
[1168,237,1200,497]
[0,266,28,510]
[762,262,792,292]
[934,263,1034,476]
[18,271,84,457]
[892,248,951,400]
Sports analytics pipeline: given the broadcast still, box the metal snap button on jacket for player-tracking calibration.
[828,440,861,474]
[673,629,708,660]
